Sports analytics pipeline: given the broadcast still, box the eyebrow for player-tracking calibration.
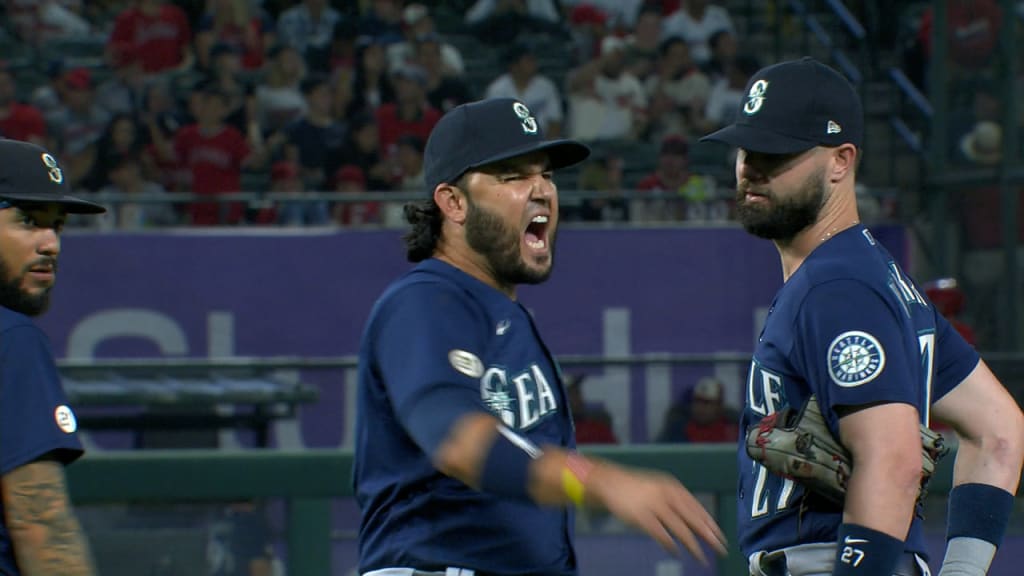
[483,160,553,174]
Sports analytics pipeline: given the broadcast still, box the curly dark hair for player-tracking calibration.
[403,174,474,262]
[402,199,444,263]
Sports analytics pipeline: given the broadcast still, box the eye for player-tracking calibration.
[541,171,554,180]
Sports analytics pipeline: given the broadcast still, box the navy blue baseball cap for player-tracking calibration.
[423,98,591,192]
[701,57,863,154]
[0,139,105,214]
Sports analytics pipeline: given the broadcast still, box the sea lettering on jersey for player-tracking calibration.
[480,363,559,430]
[745,358,795,517]
[746,358,786,417]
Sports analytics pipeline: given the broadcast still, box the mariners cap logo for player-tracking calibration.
[744,79,769,115]
[513,101,538,134]
[827,331,886,387]
[41,153,64,184]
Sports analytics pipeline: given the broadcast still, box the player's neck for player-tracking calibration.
[776,203,860,282]
[434,247,517,300]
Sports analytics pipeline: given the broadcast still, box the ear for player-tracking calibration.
[433,181,468,225]
[829,144,858,183]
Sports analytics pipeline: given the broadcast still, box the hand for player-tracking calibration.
[586,463,728,564]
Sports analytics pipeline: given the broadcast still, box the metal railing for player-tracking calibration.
[65,445,1017,576]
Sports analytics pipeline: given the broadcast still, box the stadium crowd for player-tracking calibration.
[0,0,766,227]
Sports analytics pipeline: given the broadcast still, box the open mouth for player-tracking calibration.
[524,214,549,251]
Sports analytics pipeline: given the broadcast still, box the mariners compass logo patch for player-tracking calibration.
[827,330,886,387]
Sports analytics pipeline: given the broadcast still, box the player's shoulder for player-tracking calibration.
[785,229,896,304]
[372,259,490,319]
[0,307,48,351]
[0,306,39,334]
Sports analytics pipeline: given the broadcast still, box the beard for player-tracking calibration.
[464,197,555,286]
[736,166,827,241]
[0,254,54,317]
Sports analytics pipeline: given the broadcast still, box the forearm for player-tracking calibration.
[9,513,96,576]
[951,433,1023,494]
[843,460,918,539]
[434,412,602,507]
[4,461,96,576]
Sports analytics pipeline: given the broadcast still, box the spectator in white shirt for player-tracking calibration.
[388,3,464,77]
[661,0,735,66]
[704,54,760,129]
[644,36,712,141]
[567,35,648,141]
[485,42,564,137]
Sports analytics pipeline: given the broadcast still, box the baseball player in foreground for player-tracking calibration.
[353,98,727,575]
[702,57,1023,576]
[0,139,104,574]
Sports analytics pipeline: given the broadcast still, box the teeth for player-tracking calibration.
[527,238,546,250]
[531,215,548,224]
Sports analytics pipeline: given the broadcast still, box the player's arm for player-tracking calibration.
[793,279,924,575]
[931,359,1024,576]
[434,412,727,563]
[2,455,96,576]
[837,402,923,537]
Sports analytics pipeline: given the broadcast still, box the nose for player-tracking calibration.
[531,174,556,201]
[737,153,768,184]
[37,228,60,258]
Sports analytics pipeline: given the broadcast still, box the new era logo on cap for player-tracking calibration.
[700,57,863,154]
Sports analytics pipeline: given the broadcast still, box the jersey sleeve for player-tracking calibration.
[791,279,919,413]
[0,326,83,475]
[931,310,980,402]
[370,281,491,455]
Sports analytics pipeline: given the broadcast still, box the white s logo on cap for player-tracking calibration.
[513,102,538,134]
[41,153,64,184]
[744,80,769,115]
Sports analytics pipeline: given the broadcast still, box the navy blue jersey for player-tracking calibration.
[354,259,576,576]
[737,226,979,558]
[0,306,84,574]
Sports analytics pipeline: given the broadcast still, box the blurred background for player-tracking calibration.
[1,0,1021,574]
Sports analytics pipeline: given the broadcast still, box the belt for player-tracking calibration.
[754,548,927,576]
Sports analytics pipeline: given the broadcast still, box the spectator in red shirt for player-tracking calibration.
[374,65,440,159]
[170,85,262,225]
[918,0,1002,70]
[656,377,738,443]
[332,164,381,227]
[924,278,977,346]
[635,135,721,221]
[0,66,46,145]
[108,0,194,75]
[567,375,618,445]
